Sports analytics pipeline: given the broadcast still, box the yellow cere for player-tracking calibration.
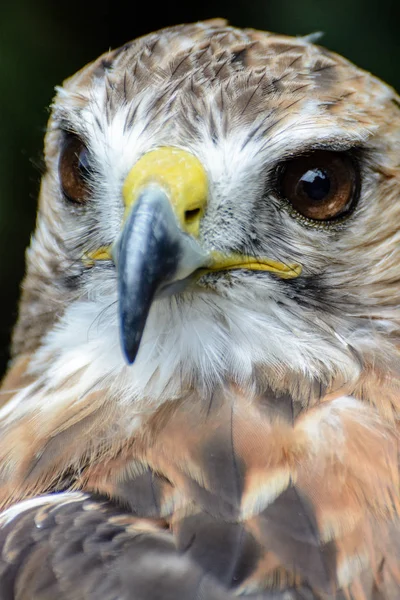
[122,146,208,238]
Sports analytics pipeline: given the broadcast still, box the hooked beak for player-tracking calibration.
[114,147,210,364]
[87,147,302,364]
[114,184,209,363]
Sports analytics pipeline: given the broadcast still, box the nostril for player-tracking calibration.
[184,207,201,223]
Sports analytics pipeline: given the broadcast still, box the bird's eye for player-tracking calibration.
[279,151,359,221]
[59,135,92,204]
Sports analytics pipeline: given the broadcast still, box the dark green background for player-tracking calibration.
[1,0,398,375]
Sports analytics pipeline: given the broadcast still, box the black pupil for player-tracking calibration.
[299,168,330,202]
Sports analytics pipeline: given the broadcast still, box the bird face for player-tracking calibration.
[10,21,400,406]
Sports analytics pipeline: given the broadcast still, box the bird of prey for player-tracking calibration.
[1,17,400,600]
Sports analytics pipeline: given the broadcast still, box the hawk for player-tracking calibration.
[0,18,400,600]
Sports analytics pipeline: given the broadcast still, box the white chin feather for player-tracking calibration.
[23,283,361,411]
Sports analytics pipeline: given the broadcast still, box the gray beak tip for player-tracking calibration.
[122,340,139,365]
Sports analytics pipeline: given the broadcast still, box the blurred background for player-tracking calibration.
[0,0,399,376]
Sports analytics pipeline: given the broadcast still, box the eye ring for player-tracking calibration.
[59,134,92,204]
[278,150,360,222]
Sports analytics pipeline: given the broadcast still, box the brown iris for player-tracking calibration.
[279,151,359,221]
[59,135,91,203]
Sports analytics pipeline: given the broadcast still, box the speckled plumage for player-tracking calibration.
[1,19,400,599]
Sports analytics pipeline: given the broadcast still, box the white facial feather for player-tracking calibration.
[0,283,363,428]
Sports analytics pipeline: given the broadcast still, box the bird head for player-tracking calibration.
[8,20,400,408]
